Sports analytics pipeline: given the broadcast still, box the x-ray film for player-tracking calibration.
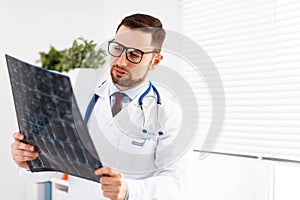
[6,55,102,182]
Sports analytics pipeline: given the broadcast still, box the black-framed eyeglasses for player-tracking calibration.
[108,40,158,64]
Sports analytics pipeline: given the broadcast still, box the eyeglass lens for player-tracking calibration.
[109,42,143,64]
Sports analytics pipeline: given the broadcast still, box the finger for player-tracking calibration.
[101,185,122,193]
[100,176,122,186]
[13,132,24,142]
[13,155,38,162]
[13,141,35,152]
[95,167,121,177]
[12,148,39,161]
[12,149,39,158]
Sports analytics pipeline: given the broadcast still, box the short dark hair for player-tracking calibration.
[116,13,166,53]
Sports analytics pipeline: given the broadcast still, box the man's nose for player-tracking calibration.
[116,51,128,66]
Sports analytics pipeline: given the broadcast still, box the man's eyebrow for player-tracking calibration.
[113,39,155,52]
[113,40,131,48]
[113,40,145,50]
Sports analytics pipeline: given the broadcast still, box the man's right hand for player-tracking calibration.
[11,132,39,169]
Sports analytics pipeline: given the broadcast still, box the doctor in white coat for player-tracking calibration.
[11,13,191,200]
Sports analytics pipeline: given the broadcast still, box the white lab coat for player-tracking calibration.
[19,81,192,200]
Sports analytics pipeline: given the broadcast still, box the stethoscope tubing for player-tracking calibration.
[84,81,163,137]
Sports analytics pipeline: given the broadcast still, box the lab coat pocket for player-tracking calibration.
[116,135,158,173]
[118,135,158,155]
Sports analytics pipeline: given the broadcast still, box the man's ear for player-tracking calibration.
[150,54,163,70]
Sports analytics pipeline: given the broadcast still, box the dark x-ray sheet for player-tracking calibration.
[6,55,102,182]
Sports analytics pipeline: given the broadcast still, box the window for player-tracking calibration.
[182,0,300,162]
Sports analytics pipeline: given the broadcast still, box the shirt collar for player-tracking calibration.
[108,77,149,101]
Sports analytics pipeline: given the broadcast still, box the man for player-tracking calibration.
[11,13,190,200]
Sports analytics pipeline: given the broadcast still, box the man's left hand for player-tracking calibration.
[95,166,127,200]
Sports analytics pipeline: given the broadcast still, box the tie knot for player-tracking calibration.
[113,92,126,102]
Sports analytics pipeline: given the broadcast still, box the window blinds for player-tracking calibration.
[182,0,300,162]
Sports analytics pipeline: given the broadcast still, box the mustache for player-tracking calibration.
[111,65,129,73]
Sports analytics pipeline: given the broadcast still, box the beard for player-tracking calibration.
[110,64,149,88]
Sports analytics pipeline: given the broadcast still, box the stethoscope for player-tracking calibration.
[84,81,164,146]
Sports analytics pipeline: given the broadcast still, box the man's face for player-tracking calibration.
[109,25,160,90]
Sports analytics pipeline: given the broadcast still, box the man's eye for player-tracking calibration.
[129,51,141,58]
[113,46,122,51]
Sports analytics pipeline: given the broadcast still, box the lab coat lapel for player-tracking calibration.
[113,88,158,136]
[94,82,114,126]
[113,100,144,133]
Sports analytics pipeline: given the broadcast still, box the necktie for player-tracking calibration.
[111,92,126,117]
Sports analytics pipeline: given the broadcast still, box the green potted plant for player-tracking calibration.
[38,37,106,72]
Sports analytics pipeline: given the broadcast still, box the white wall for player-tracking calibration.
[187,154,271,200]
[274,163,300,200]
[0,0,181,199]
